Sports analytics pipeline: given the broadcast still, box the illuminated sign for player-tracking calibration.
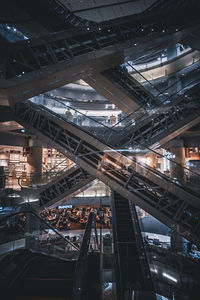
[57,205,73,209]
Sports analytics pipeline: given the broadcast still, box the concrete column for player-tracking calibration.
[169,139,186,184]
[26,147,43,187]
[170,139,187,254]
[27,146,43,174]
[25,211,40,250]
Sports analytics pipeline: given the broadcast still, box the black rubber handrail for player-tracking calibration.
[72,212,98,300]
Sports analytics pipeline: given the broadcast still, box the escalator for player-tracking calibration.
[39,166,94,209]
[112,191,156,300]
[40,80,200,153]
[72,212,100,300]
[1,1,199,105]
[115,82,200,149]
[17,160,94,209]
[85,65,159,115]
[13,100,200,246]
[0,249,75,300]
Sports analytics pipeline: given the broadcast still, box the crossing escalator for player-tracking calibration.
[13,99,200,246]
[111,191,156,300]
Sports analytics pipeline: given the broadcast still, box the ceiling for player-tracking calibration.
[60,0,156,22]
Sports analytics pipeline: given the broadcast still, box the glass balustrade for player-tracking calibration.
[0,210,79,260]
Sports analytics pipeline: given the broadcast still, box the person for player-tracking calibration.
[104,213,110,228]
[78,115,82,126]
[65,243,71,252]
[73,111,78,124]
[65,108,73,121]
[109,114,116,125]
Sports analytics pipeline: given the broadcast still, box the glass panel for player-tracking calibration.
[0,211,79,260]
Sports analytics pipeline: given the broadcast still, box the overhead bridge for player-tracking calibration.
[13,100,200,246]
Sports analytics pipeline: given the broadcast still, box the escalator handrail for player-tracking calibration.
[72,212,97,300]
[111,192,123,299]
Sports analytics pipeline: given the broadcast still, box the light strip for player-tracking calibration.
[162,272,177,283]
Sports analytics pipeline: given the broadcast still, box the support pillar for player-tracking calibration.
[25,211,40,250]
[169,139,186,184]
[170,139,187,254]
[27,146,43,174]
[27,146,43,186]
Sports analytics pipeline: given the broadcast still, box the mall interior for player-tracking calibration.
[0,1,200,299]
